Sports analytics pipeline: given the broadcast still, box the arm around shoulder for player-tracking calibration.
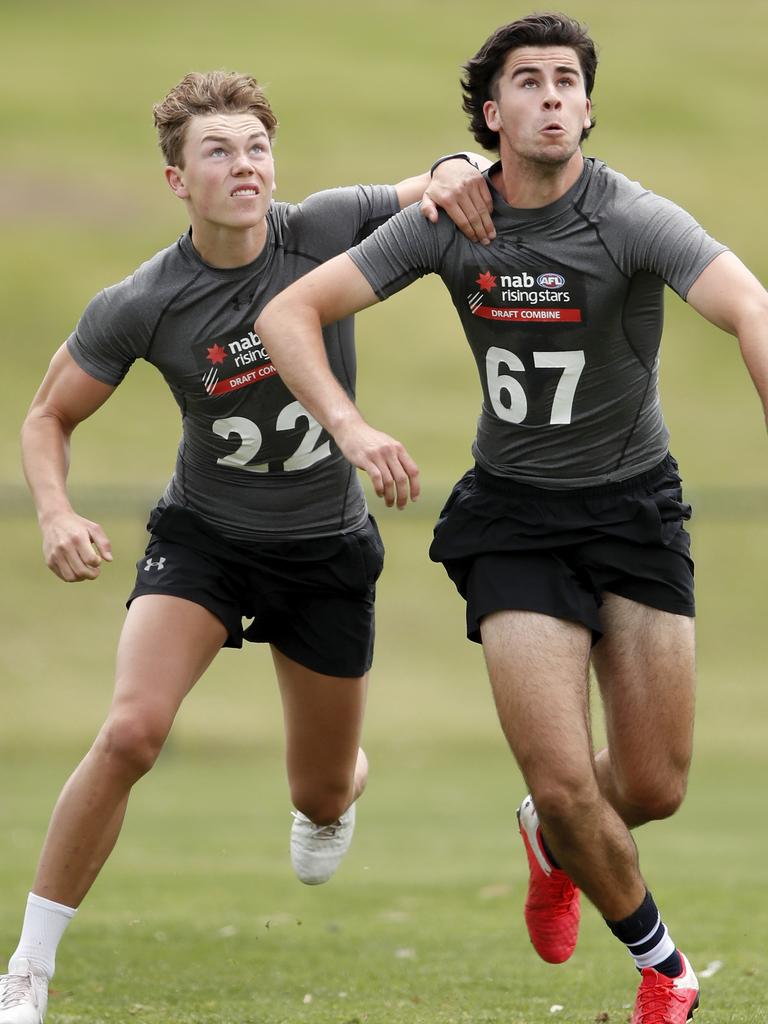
[255,255,420,508]
[396,151,495,246]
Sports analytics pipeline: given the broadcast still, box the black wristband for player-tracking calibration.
[429,152,475,177]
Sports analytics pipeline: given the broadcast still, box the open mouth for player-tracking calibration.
[231,186,260,197]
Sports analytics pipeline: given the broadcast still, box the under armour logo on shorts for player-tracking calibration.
[144,556,167,572]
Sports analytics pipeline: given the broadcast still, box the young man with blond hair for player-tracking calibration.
[0,70,492,1023]
[254,14,768,1022]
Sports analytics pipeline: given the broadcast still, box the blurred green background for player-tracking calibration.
[1,1,766,1021]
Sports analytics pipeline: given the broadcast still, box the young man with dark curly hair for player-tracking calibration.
[255,14,768,1022]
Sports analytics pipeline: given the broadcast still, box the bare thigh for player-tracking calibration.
[32,595,228,905]
[480,609,594,793]
[109,594,229,739]
[592,593,696,825]
[480,609,646,916]
[272,647,368,824]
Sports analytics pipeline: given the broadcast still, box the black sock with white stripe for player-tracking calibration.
[605,890,682,978]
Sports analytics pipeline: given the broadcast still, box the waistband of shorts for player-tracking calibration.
[474,454,677,500]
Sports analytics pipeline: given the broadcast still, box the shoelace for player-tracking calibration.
[536,874,578,918]
[0,971,36,1009]
[635,975,687,1024]
[291,812,342,840]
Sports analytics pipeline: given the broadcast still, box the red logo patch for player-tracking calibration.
[476,270,497,293]
[206,343,227,365]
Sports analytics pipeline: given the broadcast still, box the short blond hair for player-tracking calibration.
[153,71,278,166]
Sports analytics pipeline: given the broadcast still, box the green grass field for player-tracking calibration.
[1,0,767,1020]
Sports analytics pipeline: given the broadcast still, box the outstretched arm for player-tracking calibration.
[395,151,495,245]
[687,251,768,430]
[21,344,117,581]
[254,255,419,510]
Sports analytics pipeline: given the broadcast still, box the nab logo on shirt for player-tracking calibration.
[193,328,280,398]
[466,263,584,324]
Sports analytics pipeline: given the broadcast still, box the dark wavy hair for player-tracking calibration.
[462,12,598,151]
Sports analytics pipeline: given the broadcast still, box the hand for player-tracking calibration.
[420,158,495,246]
[40,511,113,582]
[335,419,420,509]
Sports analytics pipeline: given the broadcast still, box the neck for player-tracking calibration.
[492,149,585,209]
[189,219,269,269]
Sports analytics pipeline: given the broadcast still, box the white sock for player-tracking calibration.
[8,892,77,980]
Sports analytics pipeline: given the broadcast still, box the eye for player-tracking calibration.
[209,146,227,157]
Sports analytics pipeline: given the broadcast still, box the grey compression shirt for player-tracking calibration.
[68,185,399,540]
[348,159,727,487]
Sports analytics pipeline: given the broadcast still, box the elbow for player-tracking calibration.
[253,304,273,341]
[21,403,73,450]
[255,298,322,348]
[254,295,290,348]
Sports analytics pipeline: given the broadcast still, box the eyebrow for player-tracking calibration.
[511,64,580,78]
[200,131,269,144]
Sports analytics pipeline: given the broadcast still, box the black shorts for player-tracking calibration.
[429,454,694,644]
[128,505,384,678]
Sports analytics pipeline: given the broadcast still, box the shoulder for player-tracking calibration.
[77,237,191,344]
[578,159,646,215]
[579,158,688,225]
[275,185,399,255]
[365,200,456,242]
[98,238,187,304]
[349,201,457,283]
[291,184,397,218]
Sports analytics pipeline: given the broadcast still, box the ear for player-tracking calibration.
[583,98,592,130]
[165,165,189,199]
[483,98,501,133]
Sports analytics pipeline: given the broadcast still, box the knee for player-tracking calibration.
[292,781,353,826]
[530,776,600,833]
[96,709,169,779]
[618,776,688,823]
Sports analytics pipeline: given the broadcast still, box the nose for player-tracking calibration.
[542,86,562,110]
[232,152,255,175]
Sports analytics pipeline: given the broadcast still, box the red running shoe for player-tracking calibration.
[517,794,580,964]
[631,952,700,1023]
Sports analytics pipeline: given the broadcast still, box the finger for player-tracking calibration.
[363,460,392,507]
[377,463,396,509]
[63,532,104,580]
[389,462,410,510]
[387,449,420,510]
[368,454,401,509]
[419,196,439,223]
[49,552,100,582]
[89,523,113,563]
[66,549,102,580]
[448,195,493,245]
[439,201,479,244]
[404,456,421,503]
[459,192,496,246]
[473,196,496,244]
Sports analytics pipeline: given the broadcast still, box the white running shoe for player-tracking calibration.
[290,803,356,885]
[0,959,48,1024]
